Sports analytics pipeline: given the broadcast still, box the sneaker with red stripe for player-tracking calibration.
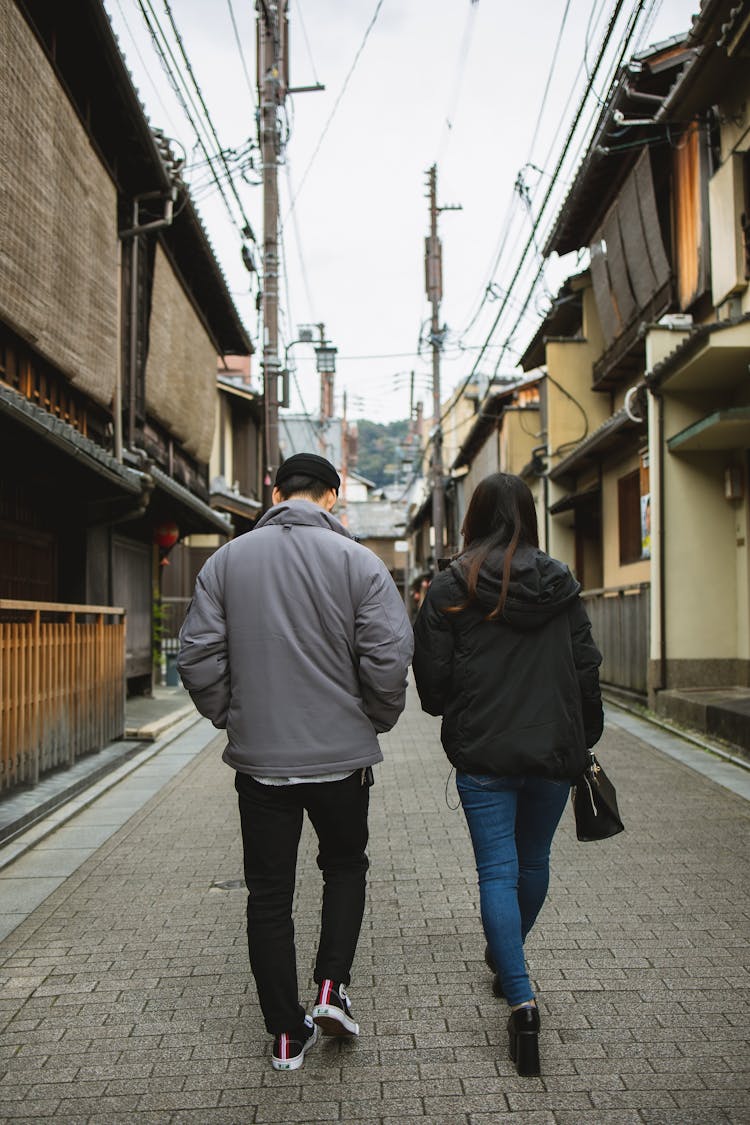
[271,1015,319,1071]
[312,979,359,1037]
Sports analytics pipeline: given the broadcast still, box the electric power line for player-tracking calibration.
[226,0,258,108]
[525,0,574,163]
[490,0,655,377]
[435,0,646,437]
[161,0,256,236]
[283,0,385,223]
[111,0,182,136]
[283,161,317,321]
[455,0,612,342]
[435,0,480,162]
[277,210,324,446]
[135,0,247,233]
[292,0,321,86]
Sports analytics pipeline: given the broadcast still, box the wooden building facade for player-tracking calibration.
[0,0,254,791]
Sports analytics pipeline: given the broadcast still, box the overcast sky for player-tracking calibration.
[104,0,700,424]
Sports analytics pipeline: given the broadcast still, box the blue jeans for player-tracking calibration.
[456,772,570,1006]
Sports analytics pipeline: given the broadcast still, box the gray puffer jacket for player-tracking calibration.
[177,499,413,777]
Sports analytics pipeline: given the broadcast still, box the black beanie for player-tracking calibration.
[275,452,341,491]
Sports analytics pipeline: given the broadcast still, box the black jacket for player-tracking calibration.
[412,545,603,780]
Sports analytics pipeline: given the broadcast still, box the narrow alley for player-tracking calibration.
[0,685,749,1123]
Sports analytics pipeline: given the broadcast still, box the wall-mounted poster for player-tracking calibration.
[641,493,651,559]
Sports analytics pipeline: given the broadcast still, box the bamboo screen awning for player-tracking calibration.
[145,246,217,465]
[589,150,672,351]
[0,0,118,409]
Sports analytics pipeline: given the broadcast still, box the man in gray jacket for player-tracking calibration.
[178,453,413,1071]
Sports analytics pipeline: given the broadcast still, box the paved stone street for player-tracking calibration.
[0,683,749,1124]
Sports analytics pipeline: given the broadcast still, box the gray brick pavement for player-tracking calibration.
[0,684,749,1123]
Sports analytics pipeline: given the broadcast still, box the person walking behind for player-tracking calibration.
[412,472,603,1076]
[178,453,413,1071]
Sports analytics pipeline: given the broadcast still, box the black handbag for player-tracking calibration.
[572,753,624,841]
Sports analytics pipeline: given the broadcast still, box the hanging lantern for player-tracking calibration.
[154,521,179,550]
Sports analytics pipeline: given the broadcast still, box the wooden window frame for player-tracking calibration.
[618,469,642,565]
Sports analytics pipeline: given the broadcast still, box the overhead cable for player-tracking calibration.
[111,0,182,136]
[278,209,324,446]
[435,0,481,162]
[490,0,653,376]
[292,0,321,86]
[525,0,574,163]
[439,0,634,430]
[161,0,256,236]
[457,0,606,344]
[226,0,258,108]
[135,0,246,232]
[283,0,385,223]
[283,161,317,321]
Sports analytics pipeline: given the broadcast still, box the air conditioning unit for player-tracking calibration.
[658,313,693,330]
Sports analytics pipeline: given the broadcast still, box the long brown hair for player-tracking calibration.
[448,473,539,620]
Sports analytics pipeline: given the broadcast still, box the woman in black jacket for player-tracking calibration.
[413,473,603,1077]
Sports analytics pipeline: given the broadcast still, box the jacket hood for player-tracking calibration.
[253,498,354,538]
[450,544,580,630]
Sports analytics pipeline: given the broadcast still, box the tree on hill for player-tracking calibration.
[354,418,410,489]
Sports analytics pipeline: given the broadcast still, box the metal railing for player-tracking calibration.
[0,600,126,793]
[581,583,650,696]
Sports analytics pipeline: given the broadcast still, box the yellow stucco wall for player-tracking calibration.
[664,440,738,658]
[601,450,650,589]
[545,341,610,471]
[547,479,576,571]
[500,407,540,477]
[209,394,233,483]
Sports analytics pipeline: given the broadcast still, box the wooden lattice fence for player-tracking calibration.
[0,600,126,793]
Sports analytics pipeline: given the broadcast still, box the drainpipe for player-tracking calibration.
[531,443,549,551]
[645,382,667,696]
[118,189,178,451]
[113,240,124,462]
[656,388,667,692]
[128,218,139,449]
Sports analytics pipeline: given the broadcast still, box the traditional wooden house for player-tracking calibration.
[0,0,252,790]
[406,376,544,606]
[519,3,750,751]
[641,0,750,749]
[161,358,263,663]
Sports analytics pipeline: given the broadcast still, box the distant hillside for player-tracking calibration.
[354,418,410,489]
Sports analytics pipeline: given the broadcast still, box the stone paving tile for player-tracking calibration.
[0,686,749,1123]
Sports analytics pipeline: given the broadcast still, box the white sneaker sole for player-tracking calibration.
[312,1004,359,1037]
[271,1023,319,1070]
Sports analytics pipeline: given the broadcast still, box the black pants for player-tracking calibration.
[235,769,370,1034]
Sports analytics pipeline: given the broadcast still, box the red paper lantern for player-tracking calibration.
[154,521,179,550]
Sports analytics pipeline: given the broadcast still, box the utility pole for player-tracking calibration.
[424,164,461,562]
[257,0,287,509]
[340,389,348,526]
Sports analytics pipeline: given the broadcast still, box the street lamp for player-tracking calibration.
[314,330,337,421]
[281,325,337,411]
[314,341,337,374]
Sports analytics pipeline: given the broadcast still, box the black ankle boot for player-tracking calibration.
[507,1005,540,1076]
[484,945,505,997]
